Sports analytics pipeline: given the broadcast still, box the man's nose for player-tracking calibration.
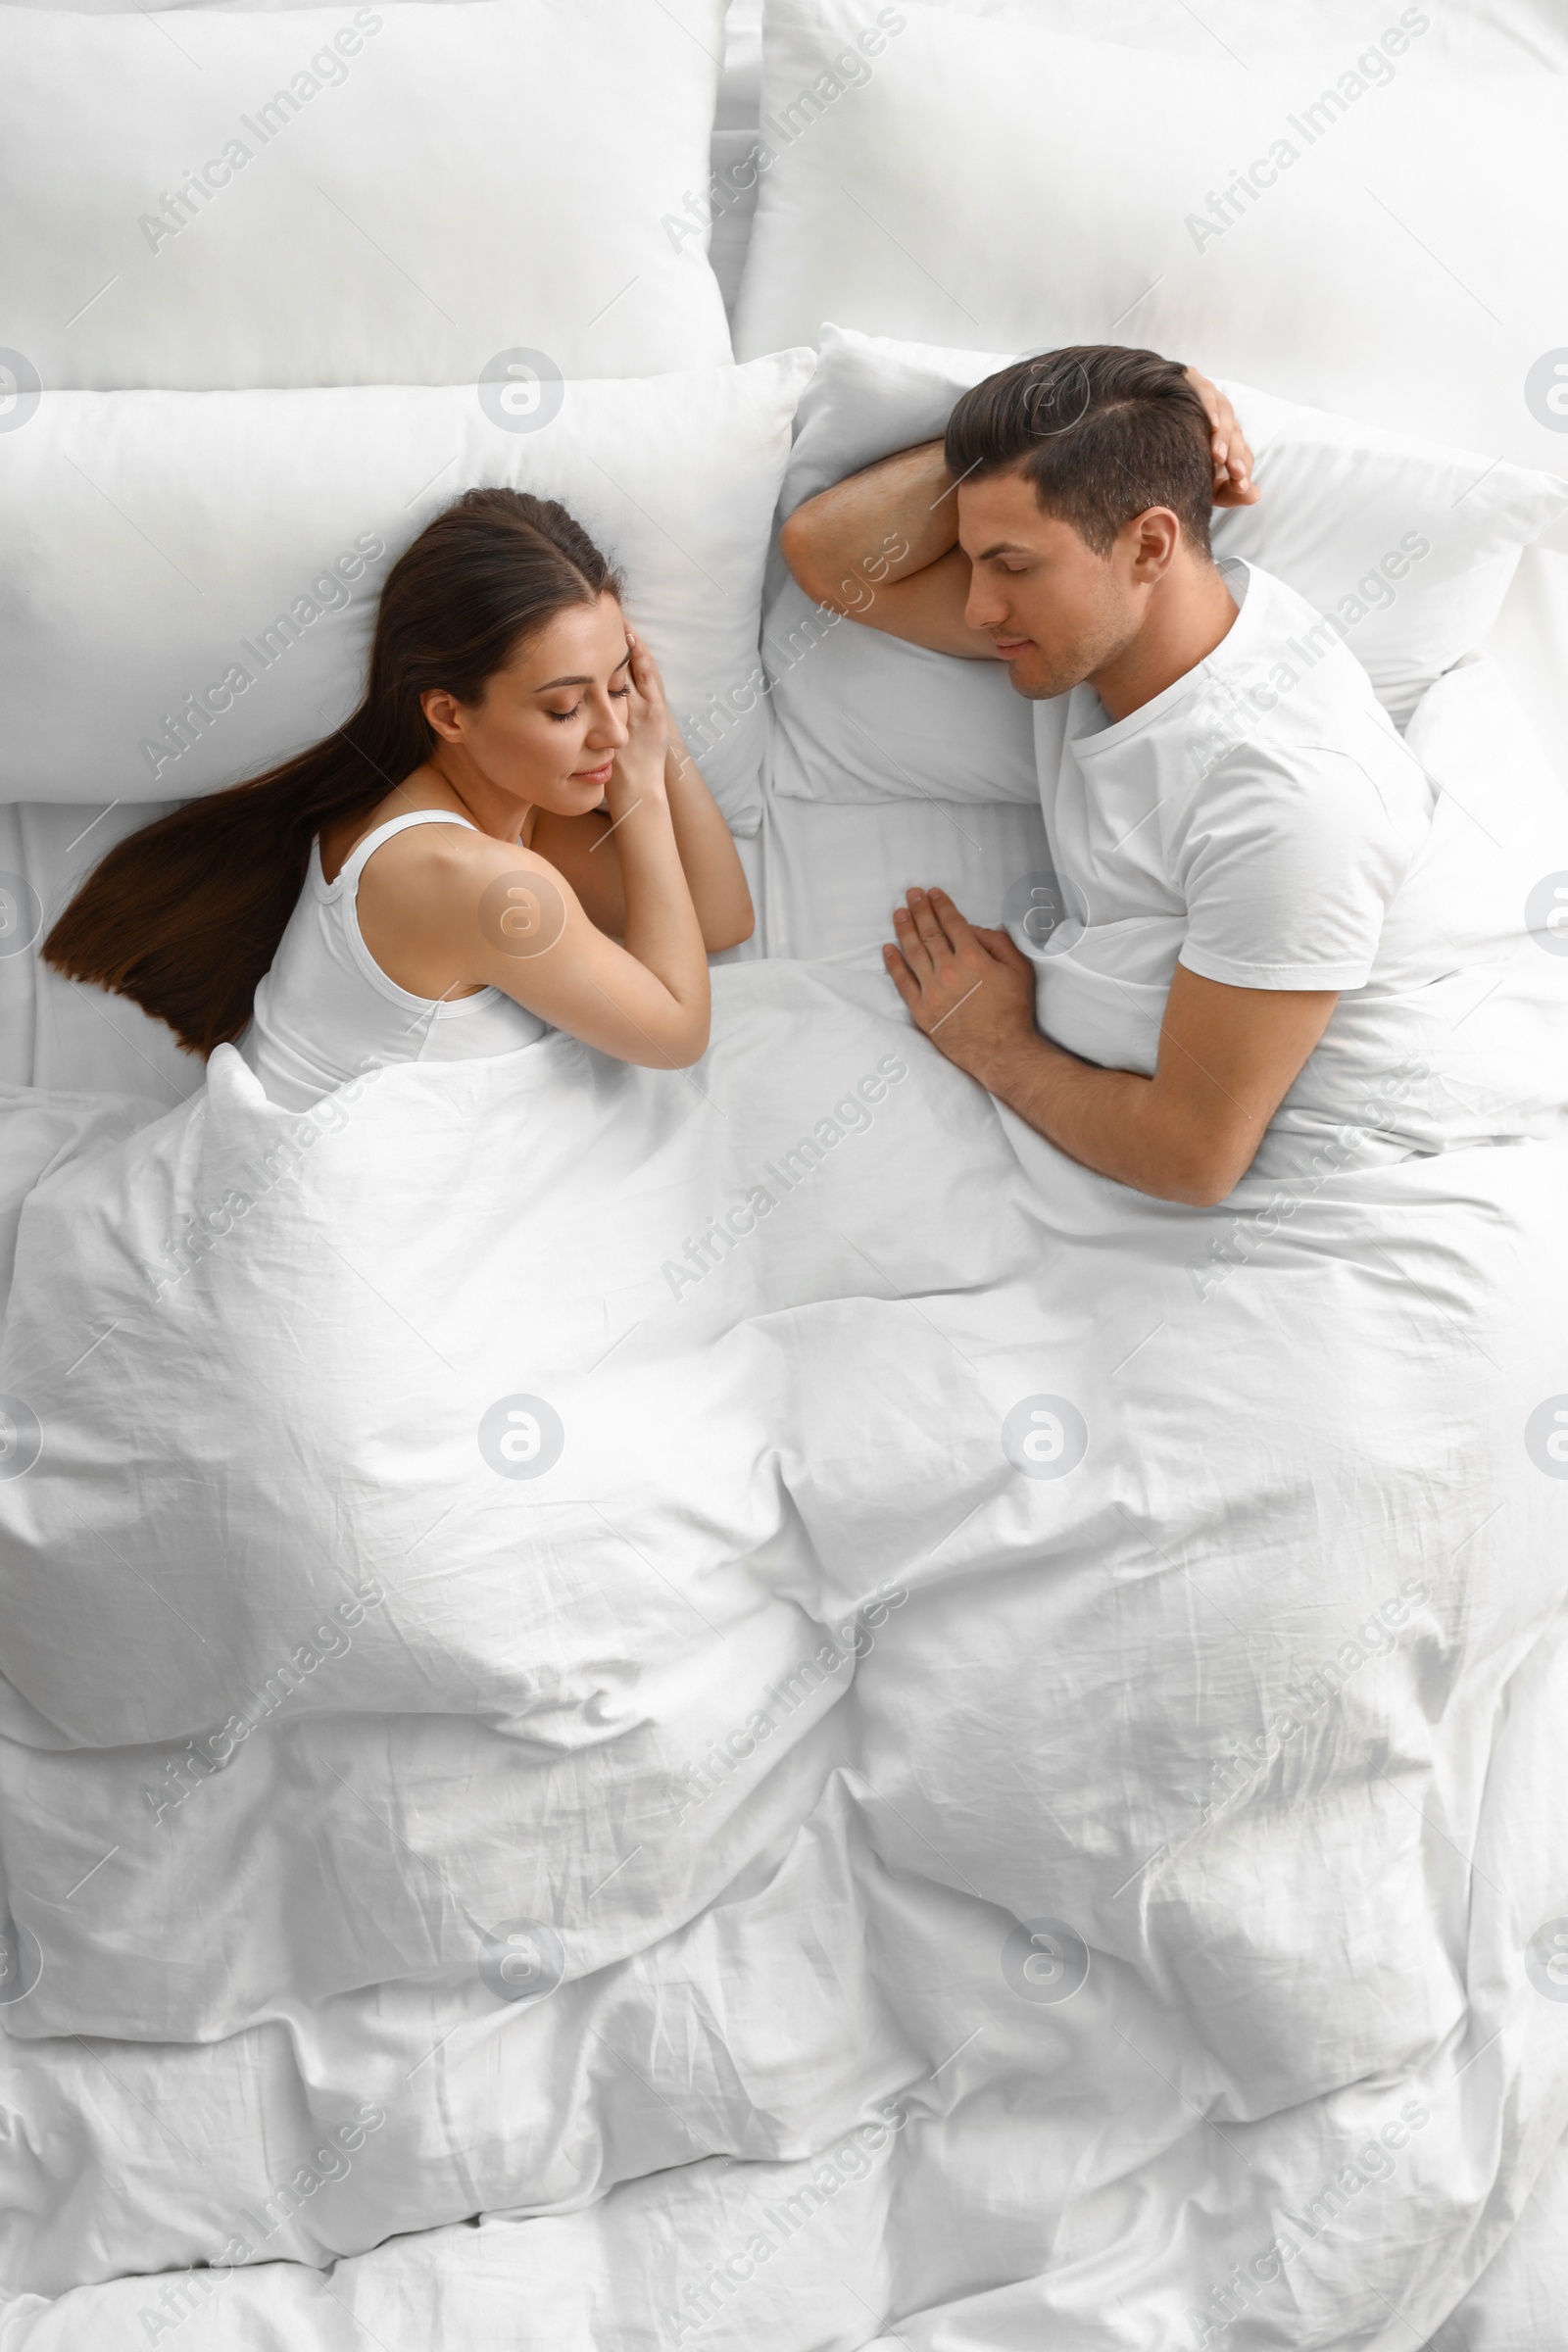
[965,579,1006,632]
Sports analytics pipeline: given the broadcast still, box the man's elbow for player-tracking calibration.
[1167,1172,1239,1210]
[777,506,818,593]
[1160,1136,1259,1208]
[779,505,852,614]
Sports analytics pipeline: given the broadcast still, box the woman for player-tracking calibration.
[44,489,754,1107]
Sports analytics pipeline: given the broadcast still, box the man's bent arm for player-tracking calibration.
[884,889,1338,1207]
[780,371,1259,661]
[977,973,1340,1206]
[778,440,998,659]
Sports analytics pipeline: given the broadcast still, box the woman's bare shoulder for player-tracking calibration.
[354,808,569,940]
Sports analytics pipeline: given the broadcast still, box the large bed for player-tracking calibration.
[2,3,1567,2344]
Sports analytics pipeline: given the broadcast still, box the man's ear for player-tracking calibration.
[1126,507,1182,583]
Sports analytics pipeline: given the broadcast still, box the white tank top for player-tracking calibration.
[240,809,548,1109]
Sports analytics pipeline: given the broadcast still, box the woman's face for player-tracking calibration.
[423,592,634,815]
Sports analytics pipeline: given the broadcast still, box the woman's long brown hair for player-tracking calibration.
[42,488,623,1056]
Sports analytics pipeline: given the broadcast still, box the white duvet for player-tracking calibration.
[2,667,1568,2348]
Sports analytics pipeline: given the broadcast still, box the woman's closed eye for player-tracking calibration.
[547,683,632,723]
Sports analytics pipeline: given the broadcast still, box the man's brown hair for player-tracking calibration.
[944,345,1214,557]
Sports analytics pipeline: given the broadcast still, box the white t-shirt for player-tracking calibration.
[1016,560,1491,1178]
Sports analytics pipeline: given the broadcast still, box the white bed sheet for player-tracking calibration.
[757,791,1049,961]
[0,801,200,1105]
[3,866,1568,2345]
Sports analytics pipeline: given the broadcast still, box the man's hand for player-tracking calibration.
[1185,368,1260,509]
[883,887,1038,1084]
[884,886,1340,1206]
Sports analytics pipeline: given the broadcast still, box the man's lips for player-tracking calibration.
[992,637,1032,660]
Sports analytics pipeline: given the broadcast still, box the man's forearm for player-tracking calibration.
[779,439,956,604]
[783,368,1259,621]
[972,1031,1235,1207]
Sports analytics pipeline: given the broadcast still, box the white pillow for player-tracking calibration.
[0,0,732,388]
[762,578,1040,807]
[1206,382,1568,720]
[10,0,478,7]
[838,0,1567,67]
[762,325,1567,805]
[0,354,815,831]
[733,0,1568,479]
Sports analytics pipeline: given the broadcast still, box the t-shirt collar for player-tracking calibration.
[1070,557,1255,759]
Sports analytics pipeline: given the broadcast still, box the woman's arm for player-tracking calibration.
[528,658,754,952]
[662,715,755,950]
[419,636,715,1067]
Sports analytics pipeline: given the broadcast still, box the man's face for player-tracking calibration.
[956,466,1143,700]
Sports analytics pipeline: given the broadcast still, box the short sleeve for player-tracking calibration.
[1173,745,1419,993]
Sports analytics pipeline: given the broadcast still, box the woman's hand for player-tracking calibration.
[606,626,670,818]
[1185,368,1260,509]
[535,625,754,956]
[454,617,712,1066]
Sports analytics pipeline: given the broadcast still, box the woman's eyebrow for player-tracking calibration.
[532,652,632,693]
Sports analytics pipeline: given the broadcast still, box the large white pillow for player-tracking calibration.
[0,354,815,831]
[762,325,1567,805]
[849,0,1567,66]
[0,0,732,388]
[733,0,1568,480]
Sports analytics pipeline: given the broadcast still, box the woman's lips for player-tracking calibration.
[574,760,613,784]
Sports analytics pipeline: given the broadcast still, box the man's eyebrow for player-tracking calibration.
[974,540,1034,561]
[533,653,632,693]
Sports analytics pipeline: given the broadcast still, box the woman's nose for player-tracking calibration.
[584,693,629,748]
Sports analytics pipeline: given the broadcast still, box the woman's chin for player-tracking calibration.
[524,778,609,818]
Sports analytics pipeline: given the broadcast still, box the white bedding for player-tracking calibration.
[1,654,1567,2344]
[731,0,1568,480]
[4,978,1568,2347]
[0,359,811,827]
[0,0,734,390]
[6,2,1568,2334]
[756,792,1050,960]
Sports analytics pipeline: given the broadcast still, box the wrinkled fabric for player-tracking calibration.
[1,953,1566,2347]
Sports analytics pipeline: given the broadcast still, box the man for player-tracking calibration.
[779,349,1434,1206]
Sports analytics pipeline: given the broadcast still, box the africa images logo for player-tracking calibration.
[1525,350,1568,434]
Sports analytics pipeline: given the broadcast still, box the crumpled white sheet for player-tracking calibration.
[2,938,1568,2349]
